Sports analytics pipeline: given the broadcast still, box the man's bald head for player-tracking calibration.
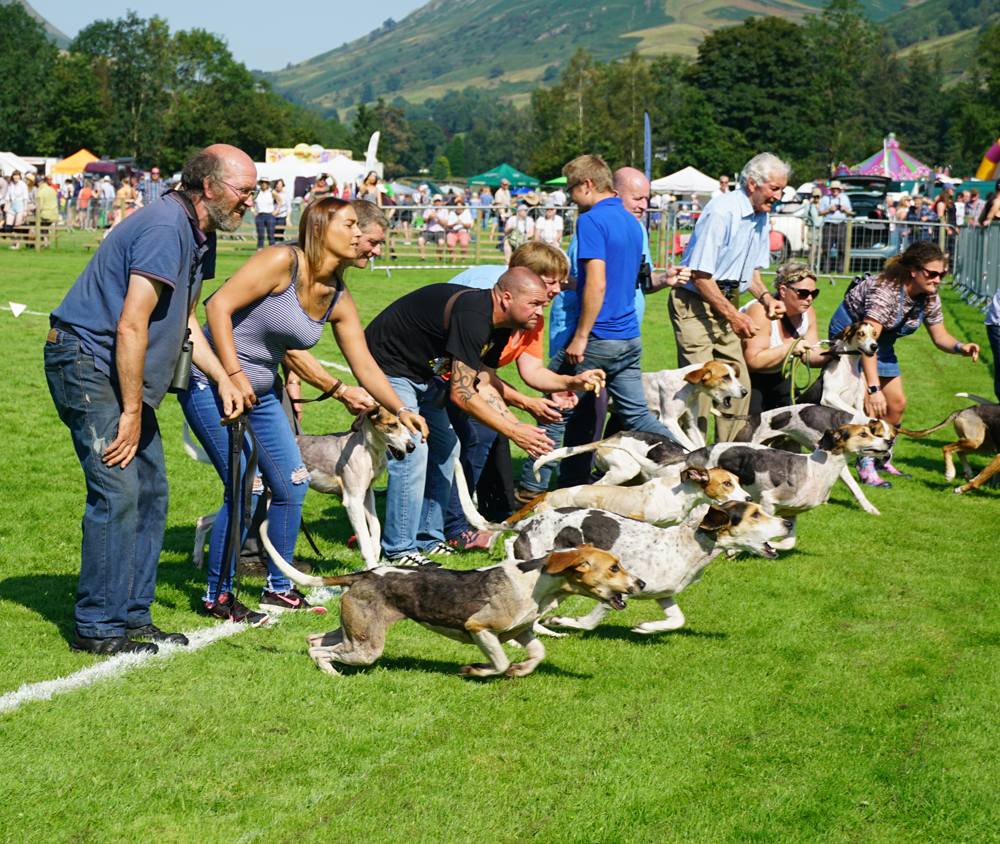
[613,167,651,220]
[496,266,546,298]
[182,144,255,196]
[182,143,256,233]
[495,267,547,330]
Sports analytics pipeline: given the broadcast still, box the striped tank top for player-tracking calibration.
[192,247,342,394]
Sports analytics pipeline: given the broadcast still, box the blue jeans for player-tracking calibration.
[519,336,671,493]
[255,213,276,249]
[987,324,1000,402]
[444,403,498,539]
[178,382,307,601]
[383,376,460,557]
[44,330,167,637]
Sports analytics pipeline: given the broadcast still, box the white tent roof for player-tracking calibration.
[0,152,37,176]
[254,155,379,194]
[650,166,718,195]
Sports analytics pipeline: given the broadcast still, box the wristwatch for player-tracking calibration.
[868,385,880,395]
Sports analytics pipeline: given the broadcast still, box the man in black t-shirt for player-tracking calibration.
[365,268,556,566]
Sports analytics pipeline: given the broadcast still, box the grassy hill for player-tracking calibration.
[2,0,71,48]
[267,0,918,115]
[883,0,999,47]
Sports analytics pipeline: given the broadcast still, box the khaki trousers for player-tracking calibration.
[668,287,752,443]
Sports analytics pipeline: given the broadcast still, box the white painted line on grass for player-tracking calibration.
[2,304,49,317]
[316,358,352,372]
[0,622,255,716]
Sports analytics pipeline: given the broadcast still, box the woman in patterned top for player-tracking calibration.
[829,241,980,486]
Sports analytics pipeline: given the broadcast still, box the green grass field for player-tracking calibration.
[1,233,999,843]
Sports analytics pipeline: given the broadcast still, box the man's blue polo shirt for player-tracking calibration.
[51,192,215,409]
[576,196,643,339]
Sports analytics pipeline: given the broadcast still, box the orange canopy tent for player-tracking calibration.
[52,149,99,175]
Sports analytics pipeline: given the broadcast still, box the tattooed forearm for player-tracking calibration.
[450,359,478,403]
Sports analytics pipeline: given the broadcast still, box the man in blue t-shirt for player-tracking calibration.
[45,144,254,656]
[516,155,674,499]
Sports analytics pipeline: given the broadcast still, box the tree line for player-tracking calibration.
[2,0,998,181]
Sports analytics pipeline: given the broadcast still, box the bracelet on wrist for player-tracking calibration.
[953,342,963,354]
[396,405,417,417]
[226,369,242,377]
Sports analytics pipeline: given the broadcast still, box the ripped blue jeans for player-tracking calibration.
[179,381,307,602]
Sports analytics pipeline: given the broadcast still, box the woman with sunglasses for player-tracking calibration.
[740,262,827,414]
[829,241,979,486]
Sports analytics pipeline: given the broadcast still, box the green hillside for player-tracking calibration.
[883,0,998,46]
[1,0,71,48]
[267,0,915,114]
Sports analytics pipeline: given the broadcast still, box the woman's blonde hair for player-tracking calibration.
[298,197,353,277]
[773,261,816,295]
[509,241,570,280]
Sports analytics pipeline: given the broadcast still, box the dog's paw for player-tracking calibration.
[944,469,956,482]
[953,485,967,495]
[505,661,539,677]
[460,663,502,677]
[860,502,881,516]
[632,619,685,634]
[541,615,582,631]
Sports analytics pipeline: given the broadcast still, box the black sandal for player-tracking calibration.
[71,630,158,655]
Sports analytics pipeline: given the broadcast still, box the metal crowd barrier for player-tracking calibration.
[952,225,1000,312]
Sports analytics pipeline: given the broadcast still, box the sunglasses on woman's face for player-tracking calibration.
[785,286,819,300]
[920,267,944,280]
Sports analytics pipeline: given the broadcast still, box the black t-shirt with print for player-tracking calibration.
[364,284,509,382]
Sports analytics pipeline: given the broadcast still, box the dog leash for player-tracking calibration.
[218,415,261,604]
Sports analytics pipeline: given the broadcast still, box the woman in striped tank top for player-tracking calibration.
[180,198,428,624]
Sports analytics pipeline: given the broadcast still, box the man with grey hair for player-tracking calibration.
[669,151,789,442]
[350,199,389,268]
[45,143,254,654]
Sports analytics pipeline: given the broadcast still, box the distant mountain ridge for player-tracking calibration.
[267,0,916,115]
[2,0,71,48]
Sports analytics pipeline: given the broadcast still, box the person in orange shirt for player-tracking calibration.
[442,241,605,548]
[76,179,95,229]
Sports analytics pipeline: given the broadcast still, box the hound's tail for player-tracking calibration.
[897,409,965,438]
[531,442,603,482]
[182,421,212,464]
[452,457,526,552]
[259,519,362,589]
[504,492,550,524]
[956,392,998,406]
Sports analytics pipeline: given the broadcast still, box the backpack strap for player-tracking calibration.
[443,288,474,332]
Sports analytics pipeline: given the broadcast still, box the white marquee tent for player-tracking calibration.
[650,166,719,195]
[0,151,38,176]
[254,155,380,196]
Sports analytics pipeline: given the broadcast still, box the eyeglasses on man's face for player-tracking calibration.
[219,180,259,201]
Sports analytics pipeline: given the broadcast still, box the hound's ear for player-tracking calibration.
[368,405,382,421]
[544,544,594,574]
[698,505,731,532]
[817,428,838,451]
[729,361,741,379]
[350,413,366,433]
[682,466,709,486]
[684,366,708,385]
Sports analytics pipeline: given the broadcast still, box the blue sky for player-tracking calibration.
[30,0,426,71]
